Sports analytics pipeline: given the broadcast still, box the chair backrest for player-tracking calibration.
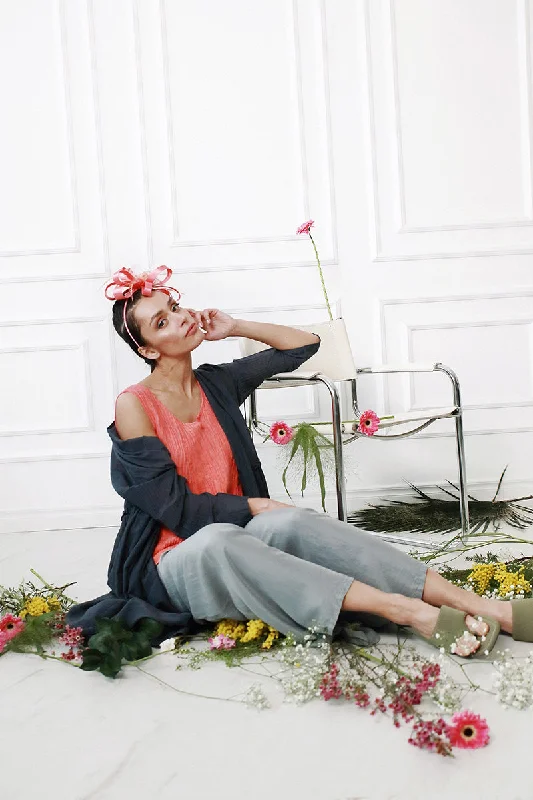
[239,318,357,381]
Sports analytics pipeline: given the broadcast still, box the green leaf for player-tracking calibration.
[5,612,57,653]
[101,655,124,679]
[281,435,300,500]
[136,618,163,640]
[301,433,309,496]
[79,648,104,671]
[78,617,165,678]
[311,438,327,512]
[351,475,533,535]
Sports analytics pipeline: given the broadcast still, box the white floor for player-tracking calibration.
[2,525,533,800]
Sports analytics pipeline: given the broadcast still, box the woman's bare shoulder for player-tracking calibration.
[114,391,156,440]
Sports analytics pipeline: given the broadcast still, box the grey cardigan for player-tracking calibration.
[65,339,320,644]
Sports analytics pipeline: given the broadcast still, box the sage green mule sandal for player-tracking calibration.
[511,599,533,642]
[416,605,501,659]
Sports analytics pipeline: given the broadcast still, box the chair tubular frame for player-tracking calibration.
[245,362,469,549]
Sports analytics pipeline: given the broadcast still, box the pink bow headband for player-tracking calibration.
[105,265,181,348]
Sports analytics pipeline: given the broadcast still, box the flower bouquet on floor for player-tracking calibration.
[9,568,533,756]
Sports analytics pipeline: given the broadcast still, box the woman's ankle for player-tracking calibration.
[376,593,421,627]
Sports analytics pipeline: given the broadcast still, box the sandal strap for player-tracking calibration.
[425,606,500,659]
[512,599,533,642]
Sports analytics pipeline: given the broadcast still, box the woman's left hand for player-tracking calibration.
[194,308,237,341]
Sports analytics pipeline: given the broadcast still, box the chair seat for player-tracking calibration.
[258,370,322,389]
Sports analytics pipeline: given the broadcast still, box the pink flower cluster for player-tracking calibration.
[319,663,370,707]
[319,659,489,755]
[408,718,452,755]
[0,614,25,653]
[58,624,84,662]
[388,663,441,726]
[208,634,236,650]
[370,696,388,716]
[319,663,343,700]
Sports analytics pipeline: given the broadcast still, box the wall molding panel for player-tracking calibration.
[364,0,533,261]
[0,0,109,281]
[377,291,533,438]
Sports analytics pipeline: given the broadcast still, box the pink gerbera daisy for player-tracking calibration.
[447,710,490,749]
[357,410,380,436]
[0,614,25,642]
[269,421,294,445]
[296,220,314,235]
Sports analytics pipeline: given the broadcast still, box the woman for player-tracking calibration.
[67,267,531,655]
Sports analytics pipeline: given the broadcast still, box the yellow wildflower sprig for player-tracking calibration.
[0,569,76,618]
[466,562,531,599]
[214,619,280,650]
[19,596,62,618]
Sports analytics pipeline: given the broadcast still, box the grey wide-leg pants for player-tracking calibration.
[157,507,428,640]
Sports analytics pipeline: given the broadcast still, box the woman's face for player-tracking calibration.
[132,291,203,362]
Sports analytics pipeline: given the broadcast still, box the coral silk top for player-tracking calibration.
[120,382,243,565]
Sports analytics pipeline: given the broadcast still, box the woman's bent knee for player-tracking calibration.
[246,506,309,544]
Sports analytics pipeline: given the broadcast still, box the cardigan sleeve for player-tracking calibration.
[215,339,320,406]
[109,432,252,538]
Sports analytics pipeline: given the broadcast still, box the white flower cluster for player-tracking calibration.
[493,649,533,710]
[428,673,464,713]
[462,581,498,599]
[278,629,331,705]
[243,683,270,710]
[159,637,178,652]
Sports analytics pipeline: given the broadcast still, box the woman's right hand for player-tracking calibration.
[247,498,293,516]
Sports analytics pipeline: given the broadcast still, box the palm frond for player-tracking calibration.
[351,472,533,534]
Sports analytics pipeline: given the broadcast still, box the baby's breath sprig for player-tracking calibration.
[493,648,533,709]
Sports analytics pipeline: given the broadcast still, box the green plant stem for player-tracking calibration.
[312,416,395,426]
[30,569,77,605]
[354,646,410,679]
[455,660,496,695]
[414,531,533,565]
[309,233,333,321]
[135,665,244,704]
[31,652,80,667]
[127,649,170,667]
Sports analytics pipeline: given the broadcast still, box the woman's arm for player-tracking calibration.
[115,392,156,440]
[231,320,319,350]
[194,308,319,350]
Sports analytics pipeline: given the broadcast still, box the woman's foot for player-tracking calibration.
[421,569,515,636]
[403,598,489,657]
[475,598,513,635]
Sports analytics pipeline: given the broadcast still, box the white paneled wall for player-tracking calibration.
[2,0,533,533]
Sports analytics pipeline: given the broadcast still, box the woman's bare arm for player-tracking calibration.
[114,392,156,440]
[193,308,319,350]
[231,319,319,350]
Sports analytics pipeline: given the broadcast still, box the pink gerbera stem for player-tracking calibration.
[308,233,333,322]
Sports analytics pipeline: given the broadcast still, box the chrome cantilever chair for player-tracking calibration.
[240,320,470,549]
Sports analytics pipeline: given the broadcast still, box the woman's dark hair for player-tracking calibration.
[112,289,157,371]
